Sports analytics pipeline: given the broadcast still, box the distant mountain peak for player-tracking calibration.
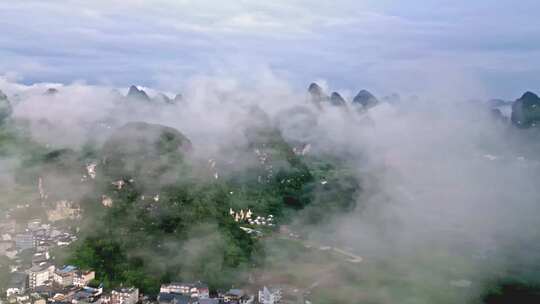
[308,83,323,94]
[307,82,328,107]
[519,91,540,108]
[352,89,379,109]
[354,89,374,99]
[521,91,539,100]
[511,90,540,128]
[330,92,346,106]
[45,88,59,95]
[126,85,150,101]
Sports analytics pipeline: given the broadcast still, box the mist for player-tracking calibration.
[1,73,540,303]
[301,99,540,302]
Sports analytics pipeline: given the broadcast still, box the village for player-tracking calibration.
[0,181,366,304]
[0,213,286,304]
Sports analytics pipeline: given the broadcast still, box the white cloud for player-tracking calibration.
[0,0,539,97]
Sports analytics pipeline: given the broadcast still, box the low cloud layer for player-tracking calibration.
[2,72,540,302]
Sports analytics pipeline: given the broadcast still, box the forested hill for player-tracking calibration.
[67,118,360,293]
[0,92,361,294]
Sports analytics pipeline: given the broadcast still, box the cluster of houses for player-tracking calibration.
[3,262,145,304]
[0,210,297,304]
[1,215,77,256]
[3,277,283,304]
[5,264,97,300]
[0,185,287,304]
[0,216,291,304]
[157,282,281,304]
[158,282,211,304]
[229,209,273,227]
[0,213,80,304]
[0,216,77,260]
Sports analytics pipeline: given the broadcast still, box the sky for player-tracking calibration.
[0,0,539,99]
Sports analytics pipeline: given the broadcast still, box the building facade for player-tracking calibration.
[74,270,96,287]
[53,265,78,287]
[159,282,209,299]
[28,264,55,289]
[111,288,139,304]
[258,287,282,304]
[15,233,36,251]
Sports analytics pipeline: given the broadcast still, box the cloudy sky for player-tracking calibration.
[0,0,539,99]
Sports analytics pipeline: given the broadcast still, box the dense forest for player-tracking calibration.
[66,121,360,293]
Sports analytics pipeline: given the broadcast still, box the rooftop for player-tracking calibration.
[29,263,53,272]
[157,293,194,304]
[226,289,244,297]
[113,287,138,294]
[164,282,208,289]
[58,265,78,273]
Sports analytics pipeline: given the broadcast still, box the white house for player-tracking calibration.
[258,286,282,304]
[111,287,139,304]
[28,264,55,289]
